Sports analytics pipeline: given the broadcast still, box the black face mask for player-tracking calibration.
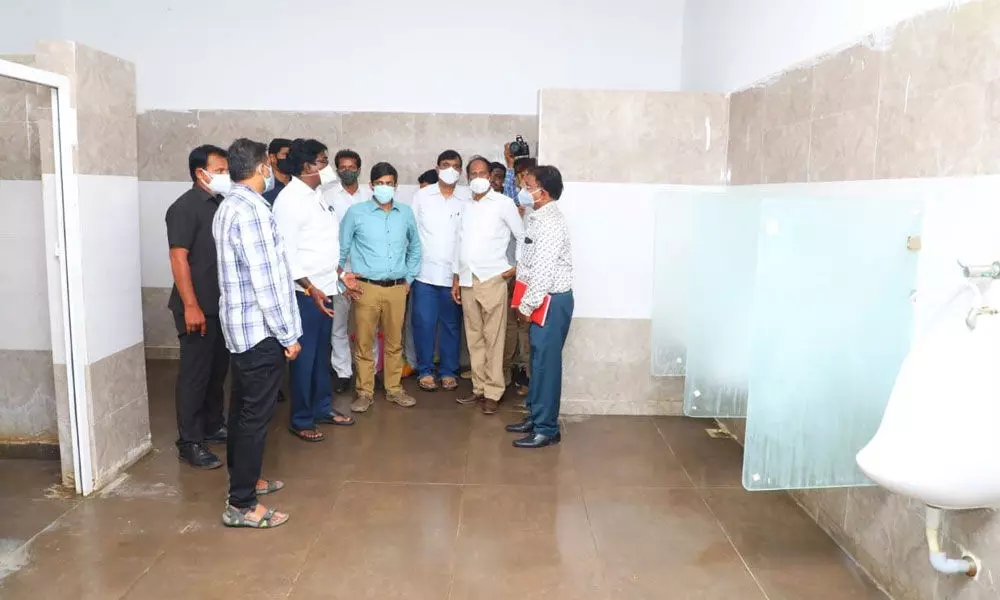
[276,157,293,176]
[338,170,359,186]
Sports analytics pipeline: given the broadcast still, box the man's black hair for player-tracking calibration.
[513,156,537,174]
[282,138,328,177]
[418,169,438,185]
[227,138,268,183]
[370,162,398,185]
[531,165,563,200]
[188,144,227,182]
[436,149,463,168]
[334,149,362,171]
[489,162,506,176]
[465,155,490,176]
[267,138,292,156]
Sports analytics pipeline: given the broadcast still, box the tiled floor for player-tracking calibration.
[0,360,888,599]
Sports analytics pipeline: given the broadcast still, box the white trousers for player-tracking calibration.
[331,294,353,377]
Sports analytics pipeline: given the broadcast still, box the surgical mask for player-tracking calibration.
[438,167,460,185]
[372,185,395,204]
[517,188,536,207]
[202,170,232,196]
[469,177,491,195]
[261,165,275,193]
[338,169,359,186]
[317,164,338,186]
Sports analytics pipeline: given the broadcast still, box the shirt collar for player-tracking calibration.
[230,183,268,204]
[191,183,219,203]
[287,176,321,196]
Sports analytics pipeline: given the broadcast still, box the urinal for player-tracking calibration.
[857,270,1000,577]
[856,278,1000,510]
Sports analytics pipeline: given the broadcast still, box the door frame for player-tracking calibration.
[0,58,94,495]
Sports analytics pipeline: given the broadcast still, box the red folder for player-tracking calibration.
[511,279,551,327]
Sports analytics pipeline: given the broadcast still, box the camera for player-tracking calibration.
[509,135,530,158]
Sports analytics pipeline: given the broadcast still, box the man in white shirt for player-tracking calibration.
[325,149,372,394]
[451,157,524,414]
[411,150,469,393]
[272,139,356,443]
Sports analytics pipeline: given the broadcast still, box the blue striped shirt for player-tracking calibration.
[339,199,422,283]
[213,184,302,353]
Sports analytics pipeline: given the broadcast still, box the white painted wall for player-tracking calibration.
[681,0,967,92]
[0,0,686,115]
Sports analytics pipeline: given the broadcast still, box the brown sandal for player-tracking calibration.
[418,376,438,392]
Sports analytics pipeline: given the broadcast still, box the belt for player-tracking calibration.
[358,277,406,287]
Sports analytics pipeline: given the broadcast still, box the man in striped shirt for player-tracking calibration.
[213,138,302,529]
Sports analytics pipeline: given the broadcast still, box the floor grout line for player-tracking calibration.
[282,479,348,600]
[114,546,169,600]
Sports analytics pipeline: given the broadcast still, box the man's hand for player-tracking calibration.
[184,303,207,336]
[310,287,335,318]
[284,342,302,361]
[517,311,532,324]
[501,268,516,280]
[345,288,363,301]
[342,271,362,292]
[518,205,526,217]
[504,142,515,168]
[451,283,462,305]
[404,282,411,295]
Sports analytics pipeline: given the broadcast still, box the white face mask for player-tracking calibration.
[438,167,460,185]
[202,170,232,196]
[316,164,338,187]
[469,177,491,195]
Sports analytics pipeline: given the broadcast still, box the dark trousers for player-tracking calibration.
[526,291,574,437]
[227,337,285,509]
[173,311,229,448]
[411,280,462,379]
[289,293,334,431]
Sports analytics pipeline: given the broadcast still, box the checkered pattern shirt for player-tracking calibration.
[213,183,302,353]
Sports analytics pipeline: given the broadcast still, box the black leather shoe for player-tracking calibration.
[277,389,287,403]
[178,443,223,469]
[505,419,534,434]
[205,426,228,445]
[335,377,352,395]
[513,432,561,449]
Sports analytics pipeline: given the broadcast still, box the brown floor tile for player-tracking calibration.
[450,484,605,600]
[350,409,472,484]
[654,417,745,487]
[563,417,691,488]
[0,459,64,499]
[704,488,888,599]
[0,498,77,543]
[464,412,578,486]
[585,487,765,599]
[289,482,461,599]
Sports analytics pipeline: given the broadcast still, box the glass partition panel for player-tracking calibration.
[743,196,923,490]
[682,192,761,417]
[651,191,697,376]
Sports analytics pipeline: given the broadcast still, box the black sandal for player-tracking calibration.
[288,427,325,442]
[317,411,355,427]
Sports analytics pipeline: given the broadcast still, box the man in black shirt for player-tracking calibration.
[263,138,291,206]
[165,144,231,469]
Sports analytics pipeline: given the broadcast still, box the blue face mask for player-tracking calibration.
[517,188,535,208]
[373,185,395,204]
[262,165,275,193]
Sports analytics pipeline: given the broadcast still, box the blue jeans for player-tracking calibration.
[289,293,334,431]
[527,291,574,437]
[411,280,461,379]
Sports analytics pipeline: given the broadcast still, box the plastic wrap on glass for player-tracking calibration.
[743,196,923,490]
[651,191,698,376]
[681,192,761,418]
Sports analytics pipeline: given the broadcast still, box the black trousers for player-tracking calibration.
[174,311,229,447]
[227,337,285,509]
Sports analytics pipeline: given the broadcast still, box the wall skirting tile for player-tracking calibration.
[0,349,58,440]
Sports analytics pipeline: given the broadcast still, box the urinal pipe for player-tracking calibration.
[925,506,977,577]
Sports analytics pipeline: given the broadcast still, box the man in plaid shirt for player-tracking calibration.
[213,138,302,529]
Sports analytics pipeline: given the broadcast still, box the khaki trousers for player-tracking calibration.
[352,281,407,396]
[461,275,509,401]
[503,278,531,382]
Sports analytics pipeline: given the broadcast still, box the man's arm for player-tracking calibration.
[271,194,305,284]
[232,208,302,348]
[165,201,207,334]
[404,210,423,285]
[519,218,558,317]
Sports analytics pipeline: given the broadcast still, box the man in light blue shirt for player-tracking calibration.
[339,161,422,412]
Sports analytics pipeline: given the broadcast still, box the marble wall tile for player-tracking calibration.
[0,349,57,440]
[727,87,764,185]
[73,44,136,119]
[33,41,77,109]
[87,342,151,486]
[761,120,810,184]
[762,67,813,130]
[639,92,729,185]
[0,72,30,123]
[141,287,177,349]
[809,106,877,182]
[811,44,882,119]
[52,363,74,487]
[137,110,200,181]
[0,122,40,180]
[77,114,138,177]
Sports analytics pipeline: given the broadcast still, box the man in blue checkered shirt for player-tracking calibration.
[213,138,302,530]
